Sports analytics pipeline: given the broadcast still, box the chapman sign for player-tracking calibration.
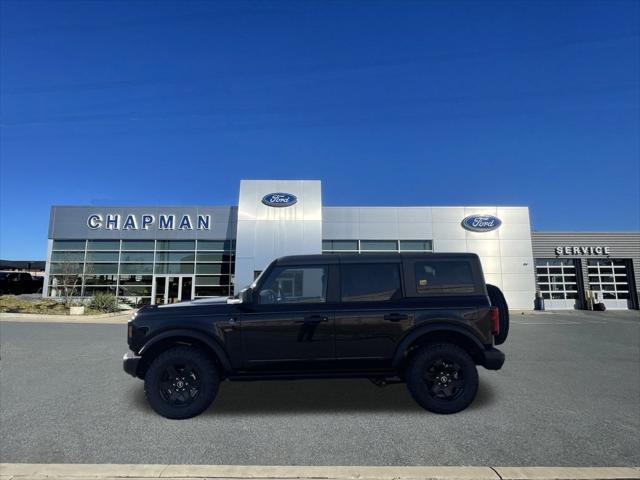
[87,213,211,231]
[555,246,611,256]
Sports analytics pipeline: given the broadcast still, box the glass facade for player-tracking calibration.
[48,239,235,305]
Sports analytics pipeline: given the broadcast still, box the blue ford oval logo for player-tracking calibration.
[461,214,502,232]
[261,192,298,207]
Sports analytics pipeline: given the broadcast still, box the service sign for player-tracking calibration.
[461,214,502,232]
[261,193,298,207]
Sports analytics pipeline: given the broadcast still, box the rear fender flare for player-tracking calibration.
[392,322,486,369]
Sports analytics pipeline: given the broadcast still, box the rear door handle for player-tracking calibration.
[384,313,408,322]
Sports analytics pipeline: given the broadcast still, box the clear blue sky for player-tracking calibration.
[1,0,639,260]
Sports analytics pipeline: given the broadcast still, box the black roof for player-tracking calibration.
[275,252,479,266]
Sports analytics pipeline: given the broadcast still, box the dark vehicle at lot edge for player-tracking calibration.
[0,272,43,295]
[124,253,508,419]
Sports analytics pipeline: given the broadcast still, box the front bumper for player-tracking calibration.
[482,347,505,370]
[123,351,141,378]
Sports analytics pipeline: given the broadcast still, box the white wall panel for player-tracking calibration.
[433,239,467,252]
[432,207,465,223]
[358,222,399,239]
[500,239,534,257]
[323,207,360,223]
[499,222,533,239]
[501,256,535,275]
[502,273,536,291]
[322,222,360,239]
[397,222,433,238]
[479,256,502,274]
[466,239,501,257]
[432,222,466,239]
[397,207,433,223]
[503,291,535,310]
[359,207,398,222]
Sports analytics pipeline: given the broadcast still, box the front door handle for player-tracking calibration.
[384,313,408,322]
[296,315,329,323]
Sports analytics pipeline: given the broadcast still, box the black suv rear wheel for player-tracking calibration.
[144,346,219,419]
[406,343,478,414]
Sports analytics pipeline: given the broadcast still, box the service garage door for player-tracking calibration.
[535,259,580,310]
[587,259,632,310]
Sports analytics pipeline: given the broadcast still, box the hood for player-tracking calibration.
[158,296,233,309]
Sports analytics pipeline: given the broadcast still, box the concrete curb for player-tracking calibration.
[1,464,638,480]
[0,312,131,324]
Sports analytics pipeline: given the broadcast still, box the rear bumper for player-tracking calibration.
[482,347,505,370]
[123,351,141,378]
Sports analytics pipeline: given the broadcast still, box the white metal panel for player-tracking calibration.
[466,239,501,257]
[397,222,434,239]
[322,207,360,223]
[500,239,534,257]
[499,222,533,240]
[235,180,322,293]
[501,256,535,275]
[465,229,500,240]
[483,273,503,289]
[432,223,466,239]
[432,207,465,223]
[479,256,502,274]
[359,207,398,222]
[463,207,498,216]
[358,222,399,239]
[397,207,433,223]
[322,222,360,239]
[502,273,536,291]
[433,239,467,252]
[502,290,534,310]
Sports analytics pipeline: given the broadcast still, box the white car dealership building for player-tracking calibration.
[44,180,640,311]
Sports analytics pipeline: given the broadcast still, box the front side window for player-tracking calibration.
[414,260,476,295]
[341,263,402,302]
[258,266,328,305]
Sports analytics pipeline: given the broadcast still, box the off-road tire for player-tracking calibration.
[144,346,219,419]
[406,343,479,414]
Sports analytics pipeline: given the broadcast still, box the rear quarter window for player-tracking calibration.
[410,259,480,296]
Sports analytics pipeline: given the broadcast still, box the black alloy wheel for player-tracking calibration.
[423,358,465,401]
[406,343,479,414]
[144,346,219,419]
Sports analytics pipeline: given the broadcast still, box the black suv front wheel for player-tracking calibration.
[406,343,478,414]
[144,346,219,419]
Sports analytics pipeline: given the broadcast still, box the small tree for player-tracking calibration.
[52,254,83,308]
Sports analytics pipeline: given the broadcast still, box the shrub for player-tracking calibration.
[89,293,119,313]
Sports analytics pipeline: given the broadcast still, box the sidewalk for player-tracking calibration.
[0,311,131,324]
[1,464,639,480]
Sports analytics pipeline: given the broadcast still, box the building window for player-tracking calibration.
[322,239,433,254]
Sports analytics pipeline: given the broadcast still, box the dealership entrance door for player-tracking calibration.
[152,276,194,305]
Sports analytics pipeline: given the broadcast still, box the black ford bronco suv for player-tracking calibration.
[124,253,508,419]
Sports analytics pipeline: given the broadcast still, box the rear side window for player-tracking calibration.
[341,264,402,302]
[413,260,477,295]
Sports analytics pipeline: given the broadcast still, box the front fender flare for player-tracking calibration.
[139,329,232,373]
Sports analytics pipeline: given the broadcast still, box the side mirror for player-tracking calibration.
[240,287,253,304]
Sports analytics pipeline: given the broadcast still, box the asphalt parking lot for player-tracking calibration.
[1,310,638,466]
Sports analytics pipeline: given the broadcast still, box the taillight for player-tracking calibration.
[490,306,500,335]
